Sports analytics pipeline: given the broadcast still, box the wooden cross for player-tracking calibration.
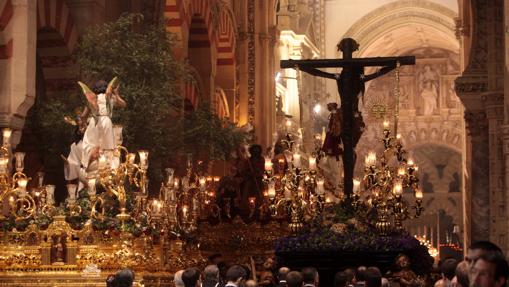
[280,38,415,201]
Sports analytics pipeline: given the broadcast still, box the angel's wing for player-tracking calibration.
[106,77,119,95]
[78,81,98,111]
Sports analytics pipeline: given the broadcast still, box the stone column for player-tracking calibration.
[463,109,490,243]
[0,0,37,148]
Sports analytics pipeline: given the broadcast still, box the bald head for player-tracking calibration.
[204,265,219,280]
[279,267,290,281]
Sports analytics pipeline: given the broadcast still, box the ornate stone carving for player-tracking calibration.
[464,111,488,137]
[247,0,255,124]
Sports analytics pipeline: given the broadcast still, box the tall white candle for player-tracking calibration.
[309,156,317,171]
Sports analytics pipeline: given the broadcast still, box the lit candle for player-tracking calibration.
[2,128,12,146]
[88,178,96,197]
[353,179,360,193]
[249,197,256,205]
[285,119,292,129]
[67,184,77,201]
[293,153,301,168]
[199,176,206,191]
[316,179,325,195]
[174,177,179,189]
[396,134,402,140]
[398,167,406,176]
[113,125,123,146]
[383,121,390,130]
[46,185,55,205]
[393,182,403,195]
[213,176,220,183]
[309,156,317,171]
[264,157,273,171]
[407,159,414,166]
[415,189,423,199]
[37,171,45,187]
[98,154,107,170]
[127,153,136,164]
[182,205,188,219]
[138,150,149,168]
[17,178,28,192]
[267,182,276,199]
[14,152,25,172]
[365,152,376,167]
[0,157,7,173]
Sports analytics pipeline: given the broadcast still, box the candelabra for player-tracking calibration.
[263,133,326,233]
[362,121,423,235]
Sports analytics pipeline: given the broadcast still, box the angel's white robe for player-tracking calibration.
[82,93,116,168]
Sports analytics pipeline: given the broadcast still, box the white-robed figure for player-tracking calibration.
[61,110,88,190]
[78,78,126,170]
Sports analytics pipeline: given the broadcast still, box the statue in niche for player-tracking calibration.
[51,233,67,265]
[418,65,439,116]
[448,172,461,193]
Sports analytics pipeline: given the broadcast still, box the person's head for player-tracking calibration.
[396,254,410,269]
[249,144,262,158]
[343,268,355,285]
[93,80,108,94]
[467,241,503,265]
[286,271,304,287]
[381,277,389,287]
[302,267,319,286]
[336,38,359,56]
[470,252,509,287]
[226,265,248,285]
[365,267,382,287]
[278,267,291,282]
[455,261,469,287]
[182,267,201,287]
[441,258,459,281]
[334,271,348,287]
[114,268,135,287]
[204,265,220,281]
[263,257,275,271]
[355,266,367,282]
[174,270,185,287]
[245,279,257,287]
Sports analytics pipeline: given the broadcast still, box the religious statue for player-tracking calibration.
[322,103,343,160]
[418,65,439,116]
[239,144,265,218]
[281,37,414,198]
[51,233,66,265]
[78,77,126,170]
[62,107,88,190]
[388,254,419,287]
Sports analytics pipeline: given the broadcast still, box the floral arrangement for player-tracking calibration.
[275,202,434,275]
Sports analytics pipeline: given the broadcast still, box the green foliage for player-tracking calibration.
[27,13,247,196]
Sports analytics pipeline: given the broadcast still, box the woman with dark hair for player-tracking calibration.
[78,78,126,170]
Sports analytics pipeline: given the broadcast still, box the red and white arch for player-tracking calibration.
[36,0,78,93]
[0,0,13,60]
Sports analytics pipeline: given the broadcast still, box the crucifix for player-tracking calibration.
[280,38,415,201]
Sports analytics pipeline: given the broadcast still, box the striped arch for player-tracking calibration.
[165,0,218,59]
[0,0,13,59]
[216,7,236,66]
[36,0,78,94]
[36,0,77,52]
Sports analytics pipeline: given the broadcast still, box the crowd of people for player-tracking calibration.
[104,240,509,287]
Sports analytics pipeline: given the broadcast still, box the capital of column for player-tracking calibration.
[482,92,504,120]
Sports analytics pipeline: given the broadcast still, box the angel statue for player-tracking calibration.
[78,78,126,170]
[61,107,88,190]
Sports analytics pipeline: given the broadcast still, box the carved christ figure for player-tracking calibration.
[78,77,126,169]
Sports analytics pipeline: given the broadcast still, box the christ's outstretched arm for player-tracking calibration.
[297,66,336,79]
[363,65,396,82]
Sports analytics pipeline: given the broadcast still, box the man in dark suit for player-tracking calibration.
[278,267,290,287]
[287,271,304,287]
[225,265,248,287]
[182,267,201,287]
[203,265,222,287]
[302,267,319,287]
